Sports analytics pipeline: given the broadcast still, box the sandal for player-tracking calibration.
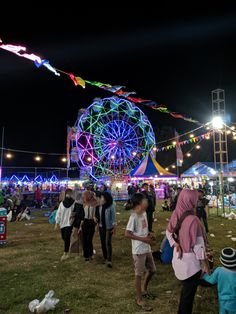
[136,302,153,311]
[142,292,156,300]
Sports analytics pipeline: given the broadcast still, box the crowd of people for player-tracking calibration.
[2,181,236,313]
[0,184,59,222]
[54,188,117,268]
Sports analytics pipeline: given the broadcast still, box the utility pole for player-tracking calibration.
[212,89,228,216]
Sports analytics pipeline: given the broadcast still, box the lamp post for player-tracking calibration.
[211,115,226,215]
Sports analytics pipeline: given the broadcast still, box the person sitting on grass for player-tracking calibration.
[125,193,156,312]
[16,206,31,221]
[162,200,170,211]
[203,247,236,314]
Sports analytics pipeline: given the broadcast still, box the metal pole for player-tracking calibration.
[177,165,179,179]
[0,126,5,181]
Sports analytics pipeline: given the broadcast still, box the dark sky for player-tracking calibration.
[1,8,236,172]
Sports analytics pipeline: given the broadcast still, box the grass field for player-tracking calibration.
[1,203,235,314]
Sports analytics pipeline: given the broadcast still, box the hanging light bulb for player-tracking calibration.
[35,155,42,162]
[6,153,13,159]
[186,153,191,157]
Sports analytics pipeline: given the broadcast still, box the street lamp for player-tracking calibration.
[61,157,67,163]
[212,116,223,129]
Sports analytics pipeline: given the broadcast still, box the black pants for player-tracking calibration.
[82,219,95,258]
[197,208,209,233]
[61,226,73,253]
[99,227,113,262]
[146,211,153,232]
[178,270,201,314]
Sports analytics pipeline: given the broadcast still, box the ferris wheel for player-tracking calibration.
[73,97,155,177]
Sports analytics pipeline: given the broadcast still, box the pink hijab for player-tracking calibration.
[167,189,206,253]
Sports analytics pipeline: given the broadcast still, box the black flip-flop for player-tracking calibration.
[142,292,157,300]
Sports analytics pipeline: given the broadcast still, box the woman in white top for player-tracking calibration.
[81,190,97,261]
[55,189,75,261]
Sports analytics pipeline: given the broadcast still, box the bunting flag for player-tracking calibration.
[175,130,183,167]
[155,132,211,152]
[0,39,60,76]
[0,39,199,124]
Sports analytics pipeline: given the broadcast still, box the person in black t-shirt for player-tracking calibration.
[197,190,209,233]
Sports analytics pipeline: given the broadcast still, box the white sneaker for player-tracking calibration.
[61,253,70,261]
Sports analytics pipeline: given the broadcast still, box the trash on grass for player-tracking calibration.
[29,290,59,313]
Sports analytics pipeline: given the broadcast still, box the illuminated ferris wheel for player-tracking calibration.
[73,97,155,177]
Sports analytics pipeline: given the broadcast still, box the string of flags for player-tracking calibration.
[1,39,199,124]
[155,132,211,152]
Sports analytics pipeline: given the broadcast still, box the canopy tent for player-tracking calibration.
[130,153,175,177]
[181,161,236,178]
[181,162,220,178]
[228,160,236,174]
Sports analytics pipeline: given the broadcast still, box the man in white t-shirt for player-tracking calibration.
[125,193,156,312]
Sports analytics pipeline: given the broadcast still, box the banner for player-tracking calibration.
[67,127,71,170]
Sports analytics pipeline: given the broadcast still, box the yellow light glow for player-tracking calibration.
[35,156,42,161]
[6,153,13,159]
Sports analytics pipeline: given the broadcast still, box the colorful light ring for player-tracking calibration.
[75,97,155,177]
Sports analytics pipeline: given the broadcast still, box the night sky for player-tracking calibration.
[1,9,236,174]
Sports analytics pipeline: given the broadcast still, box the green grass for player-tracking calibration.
[1,203,235,314]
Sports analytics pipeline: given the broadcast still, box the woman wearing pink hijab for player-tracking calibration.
[166,189,210,314]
